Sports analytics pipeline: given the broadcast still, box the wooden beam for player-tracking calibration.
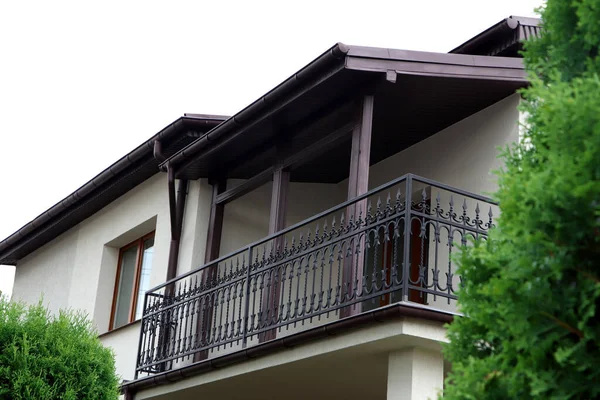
[194,179,226,362]
[215,168,273,205]
[283,121,356,171]
[268,168,290,235]
[204,179,227,262]
[214,120,356,206]
[342,95,374,318]
[259,153,290,343]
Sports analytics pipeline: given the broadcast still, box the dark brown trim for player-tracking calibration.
[342,95,374,318]
[160,43,350,174]
[122,302,455,395]
[129,242,144,323]
[347,45,526,68]
[449,16,540,56]
[160,42,527,177]
[214,120,356,206]
[166,178,189,282]
[215,168,274,205]
[260,159,290,343]
[345,56,527,82]
[109,231,155,331]
[283,121,357,171]
[268,168,289,235]
[194,179,226,363]
[0,115,226,265]
[204,180,226,263]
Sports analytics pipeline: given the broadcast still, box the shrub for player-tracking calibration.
[0,298,119,399]
[442,1,600,398]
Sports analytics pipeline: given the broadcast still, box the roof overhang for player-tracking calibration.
[160,44,527,181]
[0,114,227,265]
[345,45,526,81]
[450,15,541,57]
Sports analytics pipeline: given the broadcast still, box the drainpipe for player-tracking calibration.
[154,140,188,281]
[167,171,188,281]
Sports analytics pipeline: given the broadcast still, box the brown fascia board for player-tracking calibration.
[160,42,527,175]
[0,114,227,265]
[159,43,350,174]
[449,15,541,56]
[345,45,524,67]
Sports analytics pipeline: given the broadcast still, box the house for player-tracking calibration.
[2,16,540,400]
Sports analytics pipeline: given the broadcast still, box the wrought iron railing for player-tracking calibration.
[135,174,497,378]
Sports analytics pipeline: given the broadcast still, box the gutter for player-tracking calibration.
[449,16,540,56]
[0,115,226,265]
[159,43,350,174]
[122,302,455,396]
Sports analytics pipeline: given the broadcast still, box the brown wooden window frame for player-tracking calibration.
[109,231,155,331]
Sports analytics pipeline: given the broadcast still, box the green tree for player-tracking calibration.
[0,297,119,400]
[442,1,600,399]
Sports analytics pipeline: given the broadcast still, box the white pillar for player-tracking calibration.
[387,347,444,400]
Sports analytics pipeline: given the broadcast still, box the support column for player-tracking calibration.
[342,95,374,317]
[387,348,444,400]
[204,179,226,264]
[259,164,290,342]
[194,179,226,362]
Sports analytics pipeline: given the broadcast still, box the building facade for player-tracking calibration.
[1,16,539,400]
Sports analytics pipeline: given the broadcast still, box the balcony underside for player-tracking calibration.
[130,307,449,400]
[131,174,496,387]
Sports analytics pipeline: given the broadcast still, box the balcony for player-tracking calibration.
[134,174,496,378]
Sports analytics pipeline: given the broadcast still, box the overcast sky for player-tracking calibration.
[0,0,542,297]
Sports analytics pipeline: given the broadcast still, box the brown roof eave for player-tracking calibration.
[159,43,350,174]
[0,115,227,265]
[449,15,541,56]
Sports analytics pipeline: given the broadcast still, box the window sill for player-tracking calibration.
[98,319,141,338]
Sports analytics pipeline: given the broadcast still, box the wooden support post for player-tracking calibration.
[259,161,290,343]
[204,179,226,263]
[341,95,374,318]
[194,179,226,362]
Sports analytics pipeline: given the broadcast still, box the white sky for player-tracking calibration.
[0,0,542,298]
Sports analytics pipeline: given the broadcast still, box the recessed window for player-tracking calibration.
[110,232,155,330]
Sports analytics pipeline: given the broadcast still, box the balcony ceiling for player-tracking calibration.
[178,70,525,183]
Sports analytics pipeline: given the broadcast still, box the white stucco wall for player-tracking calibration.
[368,93,520,193]
[11,172,213,381]
[10,93,520,384]
[219,180,346,256]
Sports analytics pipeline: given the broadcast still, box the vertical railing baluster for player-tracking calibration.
[242,246,252,348]
[402,175,413,302]
[134,292,149,379]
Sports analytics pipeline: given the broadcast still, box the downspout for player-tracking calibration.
[154,140,188,281]
[167,174,188,281]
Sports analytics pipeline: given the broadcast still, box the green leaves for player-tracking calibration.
[442,2,600,398]
[0,298,119,400]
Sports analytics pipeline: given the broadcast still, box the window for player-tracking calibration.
[110,232,155,330]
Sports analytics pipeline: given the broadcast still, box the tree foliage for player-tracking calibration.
[442,1,600,399]
[0,298,119,400]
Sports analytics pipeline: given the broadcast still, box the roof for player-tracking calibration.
[0,16,536,265]
[450,15,541,57]
[161,43,526,180]
[0,115,227,265]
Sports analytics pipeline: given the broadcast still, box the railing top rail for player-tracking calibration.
[147,173,496,293]
[411,175,497,205]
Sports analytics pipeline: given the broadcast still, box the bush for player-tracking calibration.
[0,298,119,399]
[442,1,600,398]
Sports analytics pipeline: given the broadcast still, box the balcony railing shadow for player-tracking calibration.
[135,174,497,378]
